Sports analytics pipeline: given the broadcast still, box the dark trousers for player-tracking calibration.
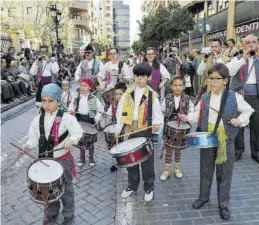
[1,84,14,102]
[47,157,74,219]
[126,129,155,192]
[199,139,235,208]
[235,95,259,161]
[36,76,52,102]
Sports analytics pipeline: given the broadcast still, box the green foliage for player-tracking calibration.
[131,39,144,55]
[139,2,194,48]
[92,36,111,55]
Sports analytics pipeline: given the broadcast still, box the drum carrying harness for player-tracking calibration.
[39,109,69,158]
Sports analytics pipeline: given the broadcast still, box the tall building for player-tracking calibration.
[69,1,92,52]
[100,0,113,44]
[113,1,130,54]
[142,0,170,14]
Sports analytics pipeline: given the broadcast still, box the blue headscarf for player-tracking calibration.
[41,83,62,102]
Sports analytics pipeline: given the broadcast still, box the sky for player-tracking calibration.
[123,0,143,45]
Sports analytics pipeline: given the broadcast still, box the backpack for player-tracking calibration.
[165,59,177,75]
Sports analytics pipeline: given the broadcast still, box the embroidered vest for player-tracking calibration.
[111,101,118,122]
[80,58,100,78]
[150,66,161,91]
[74,94,97,119]
[231,55,259,94]
[200,90,239,139]
[164,93,190,125]
[122,87,156,129]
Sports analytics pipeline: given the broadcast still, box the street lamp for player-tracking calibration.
[49,4,61,43]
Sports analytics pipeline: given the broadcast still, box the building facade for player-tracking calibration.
[180,0,259,53]
[113,1,130,54]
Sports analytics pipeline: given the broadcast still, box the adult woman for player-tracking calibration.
[102,47,129,89]
[144,47,170,100]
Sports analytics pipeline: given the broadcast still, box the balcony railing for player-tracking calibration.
[70,1,89,11]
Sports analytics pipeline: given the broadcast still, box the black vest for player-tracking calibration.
[39,109,68,158]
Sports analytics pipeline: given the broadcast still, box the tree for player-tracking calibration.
[131,39,144,55]
[139,2,194,48]
[92,36,111,55]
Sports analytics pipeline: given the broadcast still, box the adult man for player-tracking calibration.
[224,38,239,58]
[189,49,202,95]
[227,34,259,163]
[196,39,231,100]
[30,45,59,106]
[74,44,104,90]
[3,47,16,67]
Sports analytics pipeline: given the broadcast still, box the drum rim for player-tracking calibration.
[185,132,217,137]
[117,154,151,168]
[27,158,64,184]
[104,123,117,133]
[167,121,191,130]
[110,137,147,156]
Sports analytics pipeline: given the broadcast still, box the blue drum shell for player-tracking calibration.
[186,132,218,148]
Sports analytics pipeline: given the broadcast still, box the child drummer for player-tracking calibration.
[160,77,194,181]
[116,62,163,202]
[22,83,83,224]
[179,63,254,220]
[60,80,77,111]
[105,82,127,172]
[68,77,104,167]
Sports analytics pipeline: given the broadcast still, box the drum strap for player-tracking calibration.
[147,90,152,127]
[39,110,69,158]
[75,95,80,112]
[212,90,229,135]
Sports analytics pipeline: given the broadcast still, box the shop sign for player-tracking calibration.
[208,30,227,40]
[236,21,259,35]
[192,36,202,44]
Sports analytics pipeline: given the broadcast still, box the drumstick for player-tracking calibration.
[38,144,82,156]
[10,142,49,167]
[117,124,162,139]
[209,106,231,121]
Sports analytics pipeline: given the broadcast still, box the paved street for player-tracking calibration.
[1,105,259,225]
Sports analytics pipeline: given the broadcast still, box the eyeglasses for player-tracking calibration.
[146,53,155,56]
[110,52,117,55]
[85,51,92,54]
[207,77,224,83]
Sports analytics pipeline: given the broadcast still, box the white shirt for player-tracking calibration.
[187,92,254,127]
[25,111,83,158]
[74,58,104,82]
[103,61,129,89]
[61,90,77,105]
[68,93,104,121]
[227,56,257,84]
[197,58,225,76]
[30,60,59,77]
[116,86,164,135]
[161,96,195,114]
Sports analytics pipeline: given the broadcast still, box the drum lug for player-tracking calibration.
[129,153,136,163]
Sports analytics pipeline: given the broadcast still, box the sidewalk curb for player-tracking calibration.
[1,98,36,123]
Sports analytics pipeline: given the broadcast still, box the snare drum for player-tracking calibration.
[104,124,117,149]
[110,137,152,168]
[78,122,97,147]
[102,88,115,105]
[165,121,191,149]
[27,159,65,204]
[186,132,218,148]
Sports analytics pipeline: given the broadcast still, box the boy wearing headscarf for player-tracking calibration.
[22,83,83,225]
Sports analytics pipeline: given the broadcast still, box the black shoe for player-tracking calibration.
[219,207,229,220]
[192,198,209,209]
[251,154,259,163]
[47,213,59,222]
[110,165,117,172]
[63,217,74,225]
[235,154,242,161]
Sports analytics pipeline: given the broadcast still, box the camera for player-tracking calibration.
[250,50,256,56]
[169,54,173,58]
[38,57,42,60]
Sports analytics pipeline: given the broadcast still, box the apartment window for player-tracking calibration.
[8,7,16,17]
[27,7,32,15]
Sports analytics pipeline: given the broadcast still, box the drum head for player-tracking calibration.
[104,124,116,133]
[110,137,146,154]
[79,122,97,134]
[28,160,63,183]
[167,121,191,130]
[186,132,211,137]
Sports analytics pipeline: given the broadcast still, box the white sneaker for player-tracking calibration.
[89,162,95,167]
[77,161,85,167]
[144,191,154,202]
[121,188,134,198]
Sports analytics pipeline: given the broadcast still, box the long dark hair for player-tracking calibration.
[144,47,160,69]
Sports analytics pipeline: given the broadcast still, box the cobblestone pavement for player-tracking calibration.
[1,104,259,225]
[116,128,259,225]
[1,106,117,225]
